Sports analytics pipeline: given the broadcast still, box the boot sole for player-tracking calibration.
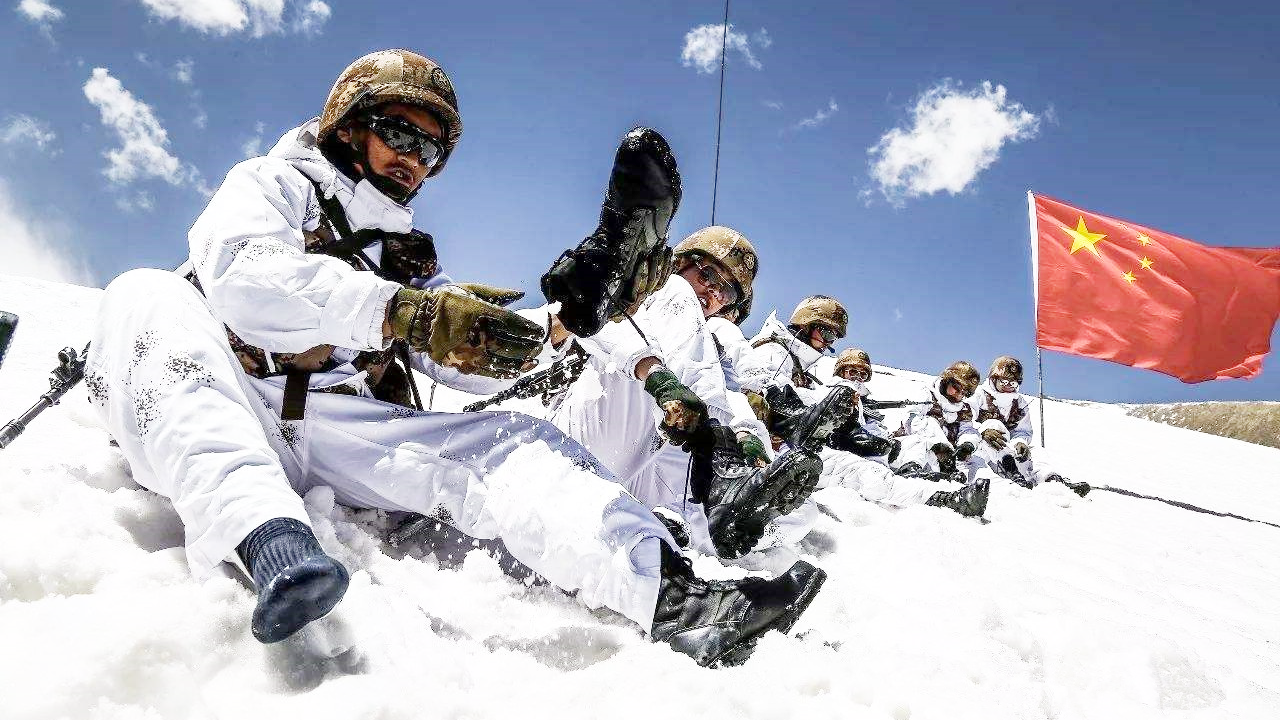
[252,556,350,644]
[711,450,823,558]
[790,384,857,452]
[716,565,829,667]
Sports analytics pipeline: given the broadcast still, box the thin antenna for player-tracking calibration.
[710,0,731,225]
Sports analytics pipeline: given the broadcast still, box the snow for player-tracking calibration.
[2,273,1278,720]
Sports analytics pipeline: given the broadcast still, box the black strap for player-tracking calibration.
[281,371,311,421]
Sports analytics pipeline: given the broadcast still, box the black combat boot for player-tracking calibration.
[651,544,827,667]
[692,423,823,559]
[828,423,896,458]
[767,384,858,453]
[237,518,350,643]
[541,127,680,338]
[925,477,991,518]
[1046,473,1091,497]
[998,455,1034,489]
[894,461,963,483]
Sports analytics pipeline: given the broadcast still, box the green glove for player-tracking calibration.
[737,432,768,468]
[981,428,1007,451]
[643,366,707,432]
[388,283,545,379]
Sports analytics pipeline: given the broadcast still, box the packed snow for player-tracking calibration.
[1,274,1277,720]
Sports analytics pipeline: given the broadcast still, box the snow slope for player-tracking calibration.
[1,274,1278,720]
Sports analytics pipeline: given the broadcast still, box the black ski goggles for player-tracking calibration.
[993,376,1021,391]
[362,113,445,169]
[815,325,840,345]
[688,259,739,304]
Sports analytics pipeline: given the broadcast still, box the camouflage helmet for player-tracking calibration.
[319,49,462,177]
[674,225,759,323]
[789,295,848,338]
[988,355,1024,385]
[940,360,981,398]
[834,348,872,379]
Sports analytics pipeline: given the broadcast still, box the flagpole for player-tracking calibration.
[1027,190,1046,448]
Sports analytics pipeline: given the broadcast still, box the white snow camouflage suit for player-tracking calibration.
[83,119,677,630]
[542,276,770,557]
[968,379,1061,485]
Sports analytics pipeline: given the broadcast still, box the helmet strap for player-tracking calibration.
[321,126,421,205]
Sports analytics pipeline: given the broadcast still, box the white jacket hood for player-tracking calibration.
[930,377,968,419]
[267,119,414,235]
[976,379,1022,414]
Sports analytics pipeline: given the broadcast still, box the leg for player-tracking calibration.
[275,386,674,629]
[85,269,311,577]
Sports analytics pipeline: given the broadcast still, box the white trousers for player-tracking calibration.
[974,442,1060,486]
[85,270,672,629]
[818,448,958,507]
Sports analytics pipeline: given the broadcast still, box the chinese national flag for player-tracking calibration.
[1032,193,1280,382]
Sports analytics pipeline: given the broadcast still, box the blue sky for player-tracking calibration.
[3,0,1278,403]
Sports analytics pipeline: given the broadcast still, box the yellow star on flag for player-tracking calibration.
[1139,257,1154,270]
[1065,217,1107,255]
[1122,270,1137,284]
[1136,232,1152,246]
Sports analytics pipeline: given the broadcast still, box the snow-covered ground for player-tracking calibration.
[2,274,1278,720]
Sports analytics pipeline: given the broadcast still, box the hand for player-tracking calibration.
[737,432,768,467]
[981,428,1007,451]
[955,441,976,462]
[744,390,770,423]
[644,367,707,432]
[388,284,544,379]
[1014,442,1031,462]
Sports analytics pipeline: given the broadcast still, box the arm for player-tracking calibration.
[189,158,400,353]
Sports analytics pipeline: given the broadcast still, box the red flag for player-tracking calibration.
[1031,193,1280,382]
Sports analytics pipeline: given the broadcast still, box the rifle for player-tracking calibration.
[462,343,589,413]
[1,344,89,450]
[862,398,928,411]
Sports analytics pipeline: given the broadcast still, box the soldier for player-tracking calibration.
[82,49,824,667]
[545,225,844,562]
[971,356,1090,497]
[742,295,849,400]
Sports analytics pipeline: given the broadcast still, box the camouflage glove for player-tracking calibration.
[388,284,544,379]
[981,428,1007,451]
[743,390,770,423]
[955,441,976,462]
[737,432,768,468]
[1014,442,1031,462]
[541,127,681,338]
[644,367,707,435]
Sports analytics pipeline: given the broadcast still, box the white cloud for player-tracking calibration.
[172,58,194,84]
[752,29,772,49]
[192,107,208,129]
[791,98,838,132]
[681,23,765,74]
[0,177,92,285]
[16,0,63,25]
[1,115,57,151]
[82,67,204,194]
[763,100,783,111]
[893,308,903,322]
[867,80,1041,205]
[135,0,330,37]
[241,121,265,158]
[115,191,155,213]
[292,0,329,35]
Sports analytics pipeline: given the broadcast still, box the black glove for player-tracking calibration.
[930,442,957,473]
[541,127,680,338]
[389,284,544,379]
[644,367,707,435]
[981,428,1007,451]
[738,433,768,467]
[955,441,976,462]
[380,229,440,284]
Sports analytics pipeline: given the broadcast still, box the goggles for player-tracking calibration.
[363,113,445,169]
[689,259,739,304]
[840,365,872,383]
[993,376,1021,391]
[815,325,840,346]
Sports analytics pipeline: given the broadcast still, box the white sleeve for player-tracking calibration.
[1011,396,1034,446]
[570,315,661,378]
[739,342,792,393]
[189,158,401,353]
